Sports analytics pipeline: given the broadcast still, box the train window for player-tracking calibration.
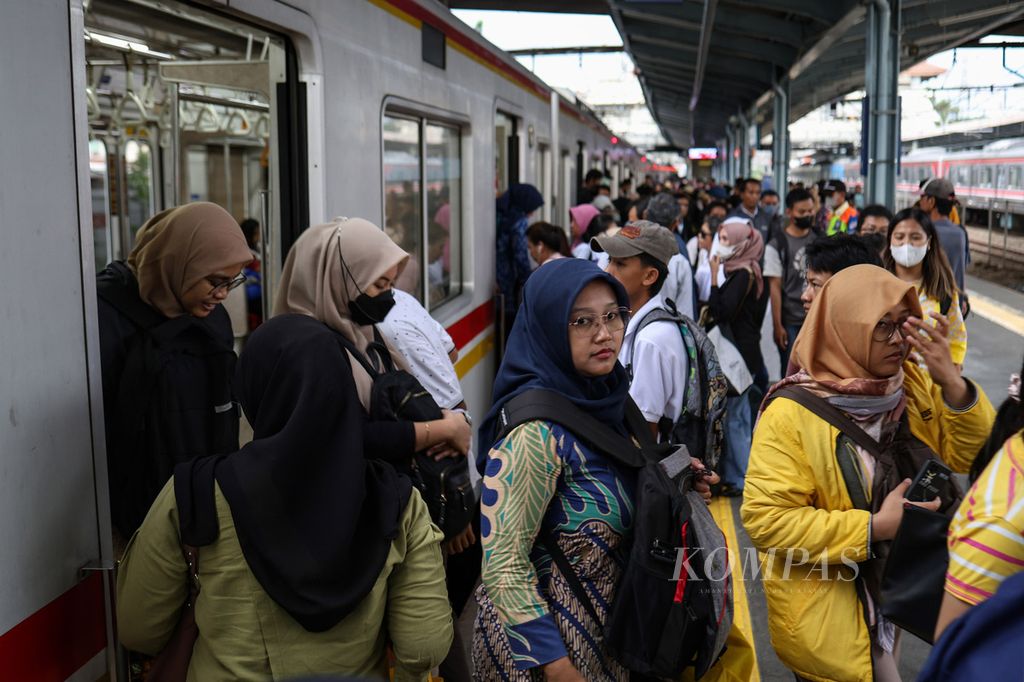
[89,139,112,274]
[383,114,424,301]
[1009,166,1023,190]
[495,111,517,194]
[955,165,971,188]
[426,123,462,309]
[978,165,994,189]
[124,139,154,246]
[383,110,464,310]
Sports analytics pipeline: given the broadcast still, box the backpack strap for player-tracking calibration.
[768,385,878,511]
[939,294,953,318]
[499,389,649,469]
[626,305,684,380]
[542,529,603,628]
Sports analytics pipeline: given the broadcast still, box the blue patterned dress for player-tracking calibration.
[473,420,635,681]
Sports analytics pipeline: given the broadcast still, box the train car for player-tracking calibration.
[0,0,641,678]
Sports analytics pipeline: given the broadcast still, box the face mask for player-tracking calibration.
[890,242,929,268]
[793,215,814,230]
[859,232,887,255]
[350,289,396,326]
[761,204,778,218]
[711,242,736,260]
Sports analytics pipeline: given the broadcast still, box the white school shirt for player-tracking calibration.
[660,253,695,320]
[619,294,689,430]
[377,289,464,410]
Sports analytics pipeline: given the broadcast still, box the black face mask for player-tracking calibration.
[350,290,396,326]
[858,232,887,255]
[793,215,814,230]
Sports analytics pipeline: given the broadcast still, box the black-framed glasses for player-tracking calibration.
[568,307,630,336]
[208,273,246,295]
[872,318,908,343]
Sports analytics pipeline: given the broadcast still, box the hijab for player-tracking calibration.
[274,218,409,406]
[570,204,601,244]
[719,216,764,298]
[174,314,411,632]
[497,184,544,232]
[126,202,253,318]
[789,264,922,393]
[478,258,631,470]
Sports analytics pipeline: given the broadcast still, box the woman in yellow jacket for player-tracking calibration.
[740,265,994,682]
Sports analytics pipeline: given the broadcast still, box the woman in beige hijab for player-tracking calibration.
[276,217,471,460]
[741,265,994,682]
[96,201,254,542]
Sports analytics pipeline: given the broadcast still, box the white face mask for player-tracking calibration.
[711,242,736,260]
[890,241,929,267]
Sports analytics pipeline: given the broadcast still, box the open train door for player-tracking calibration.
[0,1,119,679]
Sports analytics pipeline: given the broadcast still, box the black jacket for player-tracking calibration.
[97,262,239,537]
[707,268,769,377]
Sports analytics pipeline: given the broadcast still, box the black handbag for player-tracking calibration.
[879,504,953,643]
[335,328,473,541]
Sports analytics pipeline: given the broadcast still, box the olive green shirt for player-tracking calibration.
[117,481,452,681]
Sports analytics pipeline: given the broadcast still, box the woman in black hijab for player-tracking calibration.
[116,314,453,679]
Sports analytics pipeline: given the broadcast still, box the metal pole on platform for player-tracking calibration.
[987,197,994,266]
[737,110,751,178]
[864,0,900,207]
[725,124,736,184]
[772,81,789,194]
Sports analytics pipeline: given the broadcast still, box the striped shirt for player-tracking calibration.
[945,432,1024,605]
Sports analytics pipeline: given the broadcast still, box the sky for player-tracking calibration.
[451,9,1024,150]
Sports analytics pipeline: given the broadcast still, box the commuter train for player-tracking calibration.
[1,1,642,677]
[791,138,1024,230]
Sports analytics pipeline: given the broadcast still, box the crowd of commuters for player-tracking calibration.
[99,163,1022,681]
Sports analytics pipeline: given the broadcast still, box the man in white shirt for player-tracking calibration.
[592,221,689,441]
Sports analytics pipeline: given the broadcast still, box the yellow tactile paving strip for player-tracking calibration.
[966,289,1024,336]
[709,495,760,681]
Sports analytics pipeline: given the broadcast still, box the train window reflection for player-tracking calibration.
[383,115,424,301]
[90,139,112,273]
[978,165,994,189]
[426,123,462,309]
[124,139,154,246]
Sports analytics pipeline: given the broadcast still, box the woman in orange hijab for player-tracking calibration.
[96,202,254,543]
[740,265,994,682]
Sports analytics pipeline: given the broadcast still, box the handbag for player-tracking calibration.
[146,544,200,682]
[335,328,474,541]
[767,385,960,644]
[880,505,953,643]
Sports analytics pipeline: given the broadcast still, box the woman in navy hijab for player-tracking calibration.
[473,258,636,681]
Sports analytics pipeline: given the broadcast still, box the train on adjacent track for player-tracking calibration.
[1,1,644,677]
[790,138,1024,230]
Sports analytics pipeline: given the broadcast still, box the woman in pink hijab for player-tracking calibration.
[568,204,601,258]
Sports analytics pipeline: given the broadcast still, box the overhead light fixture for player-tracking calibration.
[85,30,172,59]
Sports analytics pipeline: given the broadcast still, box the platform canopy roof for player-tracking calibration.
[448,0,1024,148]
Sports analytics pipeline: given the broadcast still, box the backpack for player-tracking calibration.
[497,389,732,679]
[333,328,473,541]
[97,263,239,537]
[627,300,728,470]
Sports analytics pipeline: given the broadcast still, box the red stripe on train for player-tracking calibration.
[0,572,107,680]
[446,299,494,350]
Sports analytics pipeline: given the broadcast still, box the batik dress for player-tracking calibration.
[473,420,635,681]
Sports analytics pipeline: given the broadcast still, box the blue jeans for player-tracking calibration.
[721,388,753,490]
[778,323,803,376]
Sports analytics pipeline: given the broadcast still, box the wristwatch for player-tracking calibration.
[454,408,473,427]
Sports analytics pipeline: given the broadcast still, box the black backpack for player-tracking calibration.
[498,389,732,679]
[626,300,729,471]
[334,328,473,541]
[97,264,239,537]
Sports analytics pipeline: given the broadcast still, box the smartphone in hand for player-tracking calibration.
[906,459,954,508]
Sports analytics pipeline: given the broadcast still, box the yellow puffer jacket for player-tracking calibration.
[740,363,994,682]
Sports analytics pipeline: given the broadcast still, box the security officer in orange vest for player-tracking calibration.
[822,179,859,236]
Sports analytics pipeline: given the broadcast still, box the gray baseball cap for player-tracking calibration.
[921,176,955,199]
[591,220,677,267]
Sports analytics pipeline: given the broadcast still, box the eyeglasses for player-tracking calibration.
[207,273,246,295]
[872,318,908,343]
[568,307,630,336]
